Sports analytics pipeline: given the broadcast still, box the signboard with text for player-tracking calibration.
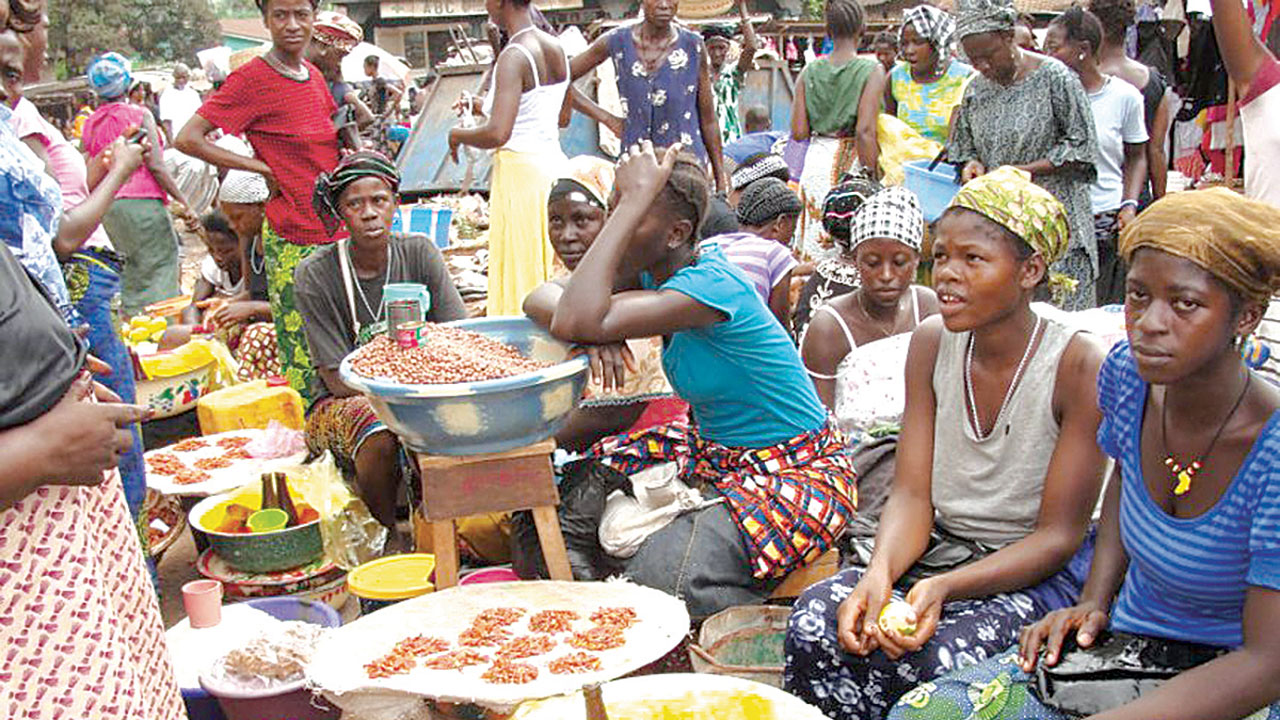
[382,0,583,17]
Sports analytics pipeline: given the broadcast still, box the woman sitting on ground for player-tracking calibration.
[801,186,938,442]
[547,142,856,620]
[886,189,1280,720]
[525,156,683,452]
[706,176,802,327]
[785,167,1108,720]
[294,152,467,537]
[792,172,882,338]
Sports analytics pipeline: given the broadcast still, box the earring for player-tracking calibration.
[1078,53,1086,61]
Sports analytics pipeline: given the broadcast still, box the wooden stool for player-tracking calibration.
[768,548,840,600]
[414,439,572,589]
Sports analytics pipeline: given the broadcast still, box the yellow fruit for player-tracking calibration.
[127,327,151,343]
[129,315,151,329]
[878,600,918,637]
[148,317,168,334]
[150,329,165,342]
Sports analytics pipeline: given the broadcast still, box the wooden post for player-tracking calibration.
[1225,79,1238,187]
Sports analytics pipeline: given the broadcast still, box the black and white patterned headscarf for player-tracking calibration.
[901,5,958,58]
[851,186,924,253]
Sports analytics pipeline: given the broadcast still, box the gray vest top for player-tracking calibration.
[930,314,1076,547]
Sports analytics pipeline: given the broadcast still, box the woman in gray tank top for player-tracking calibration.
[785,166,1108,720]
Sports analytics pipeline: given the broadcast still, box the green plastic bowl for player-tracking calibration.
[190,494,324,574]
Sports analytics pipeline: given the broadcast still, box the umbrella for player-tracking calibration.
[342,42,410,85]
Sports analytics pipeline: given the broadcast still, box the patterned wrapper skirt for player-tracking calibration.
[590,420,857,580]
[263,224,323,403]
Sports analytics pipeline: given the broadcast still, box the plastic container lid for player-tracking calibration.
[347,553,436,601]
[266,375,289,387]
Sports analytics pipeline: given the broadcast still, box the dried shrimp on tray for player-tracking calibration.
[144,429,304,497]
[307,580,690,713]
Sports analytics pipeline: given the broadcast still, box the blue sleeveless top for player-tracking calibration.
[606,25,708,162]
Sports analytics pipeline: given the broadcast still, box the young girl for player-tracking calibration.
[785,167,1107,720]
[449,0,569,316]
[792,0,885,261]
[884,189,1280,720]
[885,5,972,145]
[549,142,856,619]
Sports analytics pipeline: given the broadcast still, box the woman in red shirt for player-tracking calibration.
[175,0,341,402]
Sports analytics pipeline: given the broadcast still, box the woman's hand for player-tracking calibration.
[613,141,682,209]
[574,342,637,392]
[1018,600,1110,672]
[1117,205,1137,231]
[448,128,463,163]
[961,160,987,183]
[876,576,948,659]
[32,372,151,486]
[836,568,895,655]
[208,301,260,329]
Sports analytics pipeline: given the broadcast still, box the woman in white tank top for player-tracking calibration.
[449,0,569,315]
[800,187,939,443]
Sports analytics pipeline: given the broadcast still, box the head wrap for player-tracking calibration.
[852,187,925,253]
[219,170,270,205]
[312,151,399,236]
[1119,188,1280,305]
[730,152,791,192]
[955,0,1018,39]
[548,155,615,210]
[736,177,802,228]
[948,165,1069,265]
[313,11,364,53]
[701,195,740,239]
[701,24,735,43]
[901,5,958,57]
[822,172,883,254]
[86,53,132,100]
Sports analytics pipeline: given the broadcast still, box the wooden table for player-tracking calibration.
[414,439,573,588]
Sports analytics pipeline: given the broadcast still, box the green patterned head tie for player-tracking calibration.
[955,0,1017,39]
[312,151,400,236]
[949,165,1069,266]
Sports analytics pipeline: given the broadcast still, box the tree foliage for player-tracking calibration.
[47,0,221,78]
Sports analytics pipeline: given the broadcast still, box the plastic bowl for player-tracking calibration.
[338,316,590,456]
[197,598,342,720]
[459,567,520,585]
[902,159,961,223]
[191,494,324,574]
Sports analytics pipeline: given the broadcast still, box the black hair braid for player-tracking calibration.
[255,0,323,13]
[826,0,866,40]
[6,0,41,32]
[1087,0,1136,44]
[657,152,711,243]
[1053,7,1104,57]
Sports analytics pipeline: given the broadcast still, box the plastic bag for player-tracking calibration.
[245,420,307,459]
[876,113,943,187]
[598,462,717,558]
[273,451,388,569]
[510,459,629,581]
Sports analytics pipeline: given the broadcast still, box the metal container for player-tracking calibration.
[386,299,421,339]
[396,320,427,349]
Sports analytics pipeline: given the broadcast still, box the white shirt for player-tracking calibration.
[1087,76,1148,213]
[158,85,203,136]
[1241,58,1280,208]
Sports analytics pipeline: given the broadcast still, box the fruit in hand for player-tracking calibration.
[878,599,918,637]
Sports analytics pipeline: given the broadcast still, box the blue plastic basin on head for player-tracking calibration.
[340,316,590,456]
[902,160,961,223]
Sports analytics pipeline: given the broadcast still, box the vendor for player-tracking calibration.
[705,176,802,327]
[294,152,467,536]
[801,186,938,432]
[548,141,856,619]
[785,167,1106,720]
[525,156,683,452]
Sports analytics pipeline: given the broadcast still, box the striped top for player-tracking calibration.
[1099,343,1280,648]
[703,233,798,307]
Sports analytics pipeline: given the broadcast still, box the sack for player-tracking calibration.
[510,459,630,581]
[1032,632,1227,717]
[844,522,997,585]
[597,462,720,558]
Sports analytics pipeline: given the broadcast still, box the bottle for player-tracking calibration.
[260,472,278,511]
[274,472,299,527]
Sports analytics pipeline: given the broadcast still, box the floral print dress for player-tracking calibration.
[606,25,708,163]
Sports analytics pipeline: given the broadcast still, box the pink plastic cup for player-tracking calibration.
[182,579,224,628]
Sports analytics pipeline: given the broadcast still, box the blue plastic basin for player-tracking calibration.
[339,316,590,456]
[902,159,961,223]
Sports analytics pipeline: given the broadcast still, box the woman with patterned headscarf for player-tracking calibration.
[524,155,682,452]
[81,51,197,317]
[884,5,973,145]
[785,167,1108,720]
[949,0,1099,310]
[294,152,467,539]
[884,187,1280,720]
[800,186,938,439]
[306,10,374,150]
[792,171,882,339]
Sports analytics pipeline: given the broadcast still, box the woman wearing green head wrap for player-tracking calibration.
[785,166,1107,720]
[948,0,1100,310]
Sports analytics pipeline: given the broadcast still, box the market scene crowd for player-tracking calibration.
[2,0,1280,714]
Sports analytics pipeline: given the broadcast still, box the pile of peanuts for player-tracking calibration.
[350,326,549,385]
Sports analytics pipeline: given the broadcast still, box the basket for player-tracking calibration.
[677,0,734,18]
[688,605,790,688]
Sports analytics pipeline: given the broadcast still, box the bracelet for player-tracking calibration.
[1119,199,1139,211]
